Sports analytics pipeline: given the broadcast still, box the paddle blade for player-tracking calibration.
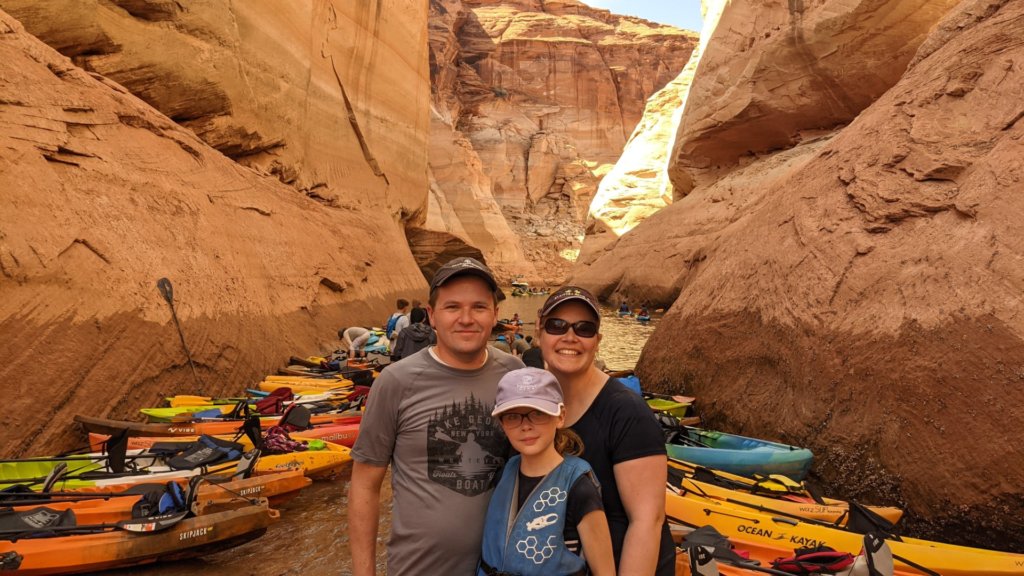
[168,395,213,407]
[864,532,895,576]
[156,277,173,304]
[689,546,720,576]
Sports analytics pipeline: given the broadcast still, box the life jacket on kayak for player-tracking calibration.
[478,455,590,576]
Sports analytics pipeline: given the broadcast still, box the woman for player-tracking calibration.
[537,286,673,575]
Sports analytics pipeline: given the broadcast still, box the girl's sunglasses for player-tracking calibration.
[542,318,599,338]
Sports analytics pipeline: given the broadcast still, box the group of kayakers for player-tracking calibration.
[338,298,436,362]
[348,257,672,576]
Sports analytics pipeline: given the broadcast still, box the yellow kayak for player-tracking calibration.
[88,434,352,480]
[666,490,1024,576]
[257,378,354,394]
[668,458,903,525]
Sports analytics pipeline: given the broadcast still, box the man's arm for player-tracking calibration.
[612,454,667,575]
[349,461,389,576]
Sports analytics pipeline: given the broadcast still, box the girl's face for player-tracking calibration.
[538,301,602,377]
[498,408,565,458]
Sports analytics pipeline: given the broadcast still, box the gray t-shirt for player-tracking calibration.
[352,346,525,575]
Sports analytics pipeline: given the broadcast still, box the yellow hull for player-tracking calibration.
[257,378,353,394]
[668,460,903,525]
[666,491,1024,576]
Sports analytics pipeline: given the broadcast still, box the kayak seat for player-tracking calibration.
[166,435,244,470]
[0,506,76,533]
[130,482,187,518]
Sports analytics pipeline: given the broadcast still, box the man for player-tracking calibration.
[386,298,410,339]
[521,334,544,368]
[339,326,372,359]
[349,257,525,576]
[390,306,435,360]
[411,298,430,327]
[493,333,512,353]
[510,333,530,356]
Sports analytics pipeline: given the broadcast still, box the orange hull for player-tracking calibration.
[87,419,360,452]
[0,502,278,575]
[57,470,310,505]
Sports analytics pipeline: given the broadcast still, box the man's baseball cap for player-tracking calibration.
[430,257,502,295]
[492,367,564,417]
[539,285,601,321]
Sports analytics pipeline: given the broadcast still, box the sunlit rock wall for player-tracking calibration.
[428,0,696,283]
[573,0,1024,550]
[0,3,430,455]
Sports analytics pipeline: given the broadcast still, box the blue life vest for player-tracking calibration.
[478,455,591,576]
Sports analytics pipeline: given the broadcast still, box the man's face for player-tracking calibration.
[427,276,498,367]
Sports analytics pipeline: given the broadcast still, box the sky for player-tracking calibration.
[584,0,703,32]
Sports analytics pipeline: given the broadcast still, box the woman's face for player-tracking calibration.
[538,301,602,377]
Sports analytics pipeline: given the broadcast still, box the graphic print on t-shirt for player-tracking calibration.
[427,393,504,496]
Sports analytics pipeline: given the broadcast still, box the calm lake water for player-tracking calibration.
[497,292,659,371]
[109,295,659,575]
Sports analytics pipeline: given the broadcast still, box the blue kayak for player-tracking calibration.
[665,428,813,480]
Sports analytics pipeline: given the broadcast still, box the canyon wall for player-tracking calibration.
[0,2,430,455]
[0,0,430,216]
[574,0,1024,549]
[428,0,696,283]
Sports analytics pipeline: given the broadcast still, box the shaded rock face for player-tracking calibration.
[1,0,430,216]
[0,7,429,456]
[573,0,1024,550]
[428,0,696,283]
[406,227,485,284]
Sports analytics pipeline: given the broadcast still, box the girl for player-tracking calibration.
[478,367,615,576]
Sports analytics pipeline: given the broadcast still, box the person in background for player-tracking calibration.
[412,298,430,327]
[339,326,372,359]
[538,286,673,575]
[493,332,512,354]
[391,298,412,339]
[348,257,524,576]
[521,335,544,368]
[391,307,435,361]
[511,332,530,357]
[479,368,615,576]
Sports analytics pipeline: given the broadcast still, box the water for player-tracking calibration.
[497,293,659,371]
[114,296,658,575]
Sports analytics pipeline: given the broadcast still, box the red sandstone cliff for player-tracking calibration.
[427,0,696,283]
[574,0,1024,549]
[0,3,430,456]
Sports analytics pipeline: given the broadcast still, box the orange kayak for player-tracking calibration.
[64,467,310,498]
[0,501,278,575]
[86,417,361,452]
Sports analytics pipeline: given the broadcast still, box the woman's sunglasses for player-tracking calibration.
[542,318,599,338]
